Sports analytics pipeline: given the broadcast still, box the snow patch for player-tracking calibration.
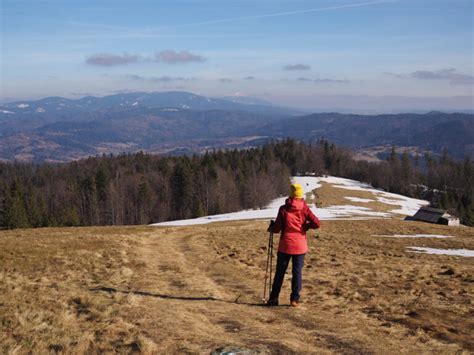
[375,234,453,239]
[292,176,322,194]
[317,176,373,191]
[317,205,391,219]
[376,197,405,205]
[0,110,14,114]
[345,197,373,203]
[36,107,46,113]
[17,103,29,108]
[181,104,190,109]
[132,101,139,106]
[407,247,474,257]
[162,108,179,112]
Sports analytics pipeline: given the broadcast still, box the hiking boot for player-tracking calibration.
[290,300,299,307]
[265,298,279,307]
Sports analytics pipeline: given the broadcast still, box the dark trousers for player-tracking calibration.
[270,252,305,302]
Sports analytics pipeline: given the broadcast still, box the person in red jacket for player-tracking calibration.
[267,183,321,307]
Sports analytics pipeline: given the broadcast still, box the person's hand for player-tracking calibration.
[267,219,275,232]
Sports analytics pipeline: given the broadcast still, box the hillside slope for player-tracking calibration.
[0,179,472,353]
[1,221,472,353]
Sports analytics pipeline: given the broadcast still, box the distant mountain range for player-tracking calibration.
[0,91,299,119]
[255,111,474,160]
[0,91,472,162]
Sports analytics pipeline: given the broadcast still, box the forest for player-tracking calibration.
[1,139,472,228]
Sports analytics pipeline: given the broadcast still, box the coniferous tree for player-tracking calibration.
[4,181,30,229]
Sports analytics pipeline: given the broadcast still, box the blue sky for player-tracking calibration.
[1,0,473,109]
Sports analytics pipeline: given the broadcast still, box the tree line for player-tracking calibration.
[0,146,290,228]
[1,139,472,228]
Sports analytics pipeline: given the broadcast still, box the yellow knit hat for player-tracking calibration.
[290,183,304,199]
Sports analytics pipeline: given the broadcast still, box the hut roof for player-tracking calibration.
[412,206,446,223]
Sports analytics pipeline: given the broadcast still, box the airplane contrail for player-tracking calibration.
[173,0,396,28]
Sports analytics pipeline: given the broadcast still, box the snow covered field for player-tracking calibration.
[152,176,428,227]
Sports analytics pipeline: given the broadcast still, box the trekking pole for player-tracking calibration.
[263,230,270,303]
[262,230,274,303]
[268,231,274,296]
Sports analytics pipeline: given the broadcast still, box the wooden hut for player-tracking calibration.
[406,206,460,226]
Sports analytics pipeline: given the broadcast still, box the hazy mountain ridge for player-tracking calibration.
[1,108,279,161]
[0,92,472,162]
[0,91,300,118]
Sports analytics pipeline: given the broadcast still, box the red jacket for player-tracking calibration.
[271,198,320,255]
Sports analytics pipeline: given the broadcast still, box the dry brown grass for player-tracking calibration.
[1,218,473,353]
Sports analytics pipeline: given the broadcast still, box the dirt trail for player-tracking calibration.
[126,228,357,353]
